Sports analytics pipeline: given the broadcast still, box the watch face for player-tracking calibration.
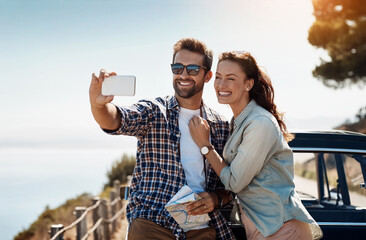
[201,146,209,155]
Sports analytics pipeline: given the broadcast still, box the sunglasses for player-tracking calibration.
[170,63,207,76]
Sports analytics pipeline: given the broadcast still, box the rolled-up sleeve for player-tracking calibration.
[102,100,155,138]
[220,115,279,193]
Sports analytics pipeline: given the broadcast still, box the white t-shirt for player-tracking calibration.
[179,107,206,193]
[179,107,209,229]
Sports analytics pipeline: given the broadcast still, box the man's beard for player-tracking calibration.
[173,78,204,99]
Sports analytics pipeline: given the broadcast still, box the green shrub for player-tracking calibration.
[105,153,136,189]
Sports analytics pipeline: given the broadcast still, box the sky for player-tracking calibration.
[0,0,365,150]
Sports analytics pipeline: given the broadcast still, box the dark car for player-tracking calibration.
[223,130,366,240]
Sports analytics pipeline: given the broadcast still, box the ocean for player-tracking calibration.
[0,147,135,240]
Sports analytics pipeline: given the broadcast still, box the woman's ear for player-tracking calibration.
[247,78,254,90]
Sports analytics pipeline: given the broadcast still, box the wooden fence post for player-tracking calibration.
[120,186,126,200]
[101,199,110,239]
[113,179,122,210]
[110,190,117,233]
[50,224,64,240]
[92,197,101,240]
[113,180,120,195]
[127,175,132,185]
[75,207,87,240]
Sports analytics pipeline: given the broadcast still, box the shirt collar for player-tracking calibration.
[233,99,257,128]
[167,95,180,110]
[167,96,215,122]
[202,101,217,123]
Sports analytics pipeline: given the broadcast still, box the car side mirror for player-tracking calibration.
[330,188,342,200]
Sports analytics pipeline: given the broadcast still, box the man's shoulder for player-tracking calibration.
[136,95,173,106]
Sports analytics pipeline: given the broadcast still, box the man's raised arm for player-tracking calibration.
[89,69,121,131]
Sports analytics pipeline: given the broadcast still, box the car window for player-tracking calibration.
[344,154,366,207]
[294,152,318,199]
[294,152,366,207]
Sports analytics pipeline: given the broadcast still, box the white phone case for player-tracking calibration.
[102,75,136,96]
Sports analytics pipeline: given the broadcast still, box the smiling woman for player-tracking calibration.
[214,59,250,117]
[189,51,323,240]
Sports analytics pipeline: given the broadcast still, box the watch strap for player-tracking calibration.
[202,145,214,155]
[213,191,223,208]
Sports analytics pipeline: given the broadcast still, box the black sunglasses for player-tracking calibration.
[170,63,207,76]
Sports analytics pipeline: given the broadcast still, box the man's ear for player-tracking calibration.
[204,71,213,83]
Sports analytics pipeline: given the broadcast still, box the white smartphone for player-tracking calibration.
[102,75,136,96]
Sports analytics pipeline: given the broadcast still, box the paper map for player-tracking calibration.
[165,185,211,232]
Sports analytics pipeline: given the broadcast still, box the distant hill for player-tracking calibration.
[335,118,366,134]
[334,106,366,134]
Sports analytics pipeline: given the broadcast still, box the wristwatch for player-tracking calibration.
[214,191,223,208]
[200,145,214,155]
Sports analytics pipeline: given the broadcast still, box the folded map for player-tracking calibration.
[165,185,211,232]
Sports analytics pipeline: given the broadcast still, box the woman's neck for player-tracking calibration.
[231,98,251,119]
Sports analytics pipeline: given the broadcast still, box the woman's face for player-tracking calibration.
[214,60,251,109]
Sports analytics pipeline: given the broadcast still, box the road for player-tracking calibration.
[294,175,366,207]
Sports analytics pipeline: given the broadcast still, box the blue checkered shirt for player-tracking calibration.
[104,95,234,239]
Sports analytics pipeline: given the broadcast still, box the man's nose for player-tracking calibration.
[180,67,190,77]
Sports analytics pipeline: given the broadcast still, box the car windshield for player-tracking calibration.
[294,152,366,208]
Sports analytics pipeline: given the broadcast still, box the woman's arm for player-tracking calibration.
[189,115,228,177]
[220,115,279,193]
[190,115,280,193]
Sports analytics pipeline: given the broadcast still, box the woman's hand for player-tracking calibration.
[187,192,217,215]
[189,116,211,148]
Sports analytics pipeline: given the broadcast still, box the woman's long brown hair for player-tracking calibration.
[219,51,293,142]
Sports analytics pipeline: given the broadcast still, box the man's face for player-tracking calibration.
[172,49,207,99]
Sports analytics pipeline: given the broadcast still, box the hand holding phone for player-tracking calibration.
[102,75,136,96]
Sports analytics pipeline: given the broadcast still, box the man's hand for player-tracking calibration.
[89,69,117,108]
[89,69,121,130]
[186,192,218,215]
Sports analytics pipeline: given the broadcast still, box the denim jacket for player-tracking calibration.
[219,100,322,239]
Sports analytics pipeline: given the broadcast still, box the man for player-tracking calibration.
[89,38,234,240]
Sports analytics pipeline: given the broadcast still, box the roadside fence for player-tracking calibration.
[49,179,130,240]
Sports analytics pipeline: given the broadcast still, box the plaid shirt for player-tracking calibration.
[105,95,234,239]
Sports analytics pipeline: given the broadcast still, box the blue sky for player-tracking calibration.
[0,0,365,149]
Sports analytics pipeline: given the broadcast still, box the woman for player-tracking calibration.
[188,51,323,240]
